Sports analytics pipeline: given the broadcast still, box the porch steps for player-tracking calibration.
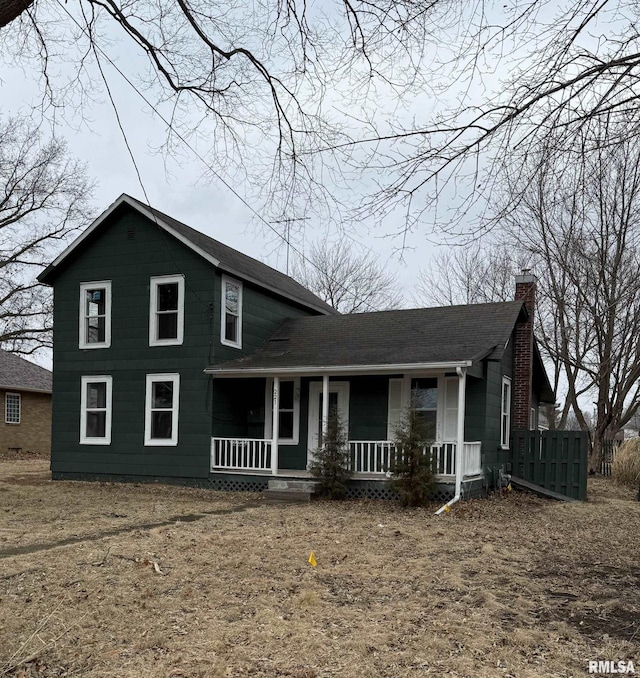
[263,479,319,503]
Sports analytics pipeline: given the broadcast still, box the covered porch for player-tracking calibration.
[205,365,483,486]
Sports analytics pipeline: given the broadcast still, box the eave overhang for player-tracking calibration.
[0,385,52,394]
[204,360,474,378]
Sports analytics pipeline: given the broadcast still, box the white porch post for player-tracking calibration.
[321,374,330,445]
[271,376,280,476]
[455,367,467,496]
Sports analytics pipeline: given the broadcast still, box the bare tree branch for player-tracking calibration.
[291,235,403,313]
[0,117,94,354]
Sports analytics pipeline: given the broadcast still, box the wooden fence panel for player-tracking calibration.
[511,430,589,501]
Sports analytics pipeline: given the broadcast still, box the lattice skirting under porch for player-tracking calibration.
[208,474,485,502]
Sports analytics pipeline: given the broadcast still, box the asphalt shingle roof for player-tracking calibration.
[208,301,526,372]
[0,350,52,392]
[126,197,337,315]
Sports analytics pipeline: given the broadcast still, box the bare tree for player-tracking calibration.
[0,117,93,354]
[414,244,523,307]
[291,237,403,313]
[3,2,640,234]
[501,113,640,472]
[414,152,640,449]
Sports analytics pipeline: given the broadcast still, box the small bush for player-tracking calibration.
[388,407,435,507]
[612,438,640,488]
[309,410,352,499]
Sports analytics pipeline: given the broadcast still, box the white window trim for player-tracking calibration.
[5,393,21,425]
[149,275,185,347]
[501,376,512,448]
[220,275,243,349]
[264,378,300,445]
[80,376,113,445]
[144,373,180,446]
[79,280,112,349]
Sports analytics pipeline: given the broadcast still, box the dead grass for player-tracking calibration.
[612,438,640,488]
[1,460,639,677]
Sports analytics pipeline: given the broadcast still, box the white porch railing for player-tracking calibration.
[348,440,482,478]
[210,437,482,479]
[462,441,483,476]
[211,437,272,472]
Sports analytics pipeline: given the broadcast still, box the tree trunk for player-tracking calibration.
[588,435,602,475]
[0,0,34,28]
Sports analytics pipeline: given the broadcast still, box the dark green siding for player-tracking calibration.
[50,206,318,479]
[463,372,486,445]
[478,336,514,485]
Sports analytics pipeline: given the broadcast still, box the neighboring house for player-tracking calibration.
[0,350,52,457]
[38,194,554,499]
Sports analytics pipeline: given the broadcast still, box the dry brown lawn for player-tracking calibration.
[0,459,638,678]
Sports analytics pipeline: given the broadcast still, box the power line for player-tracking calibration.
[56,0,394,315]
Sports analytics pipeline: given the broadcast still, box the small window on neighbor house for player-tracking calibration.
[221,276,242,348]
[530,406,537,431]
[79,281,112,349]
[149,275,185,346]
[5,393,20,424]
[80,376,112,445]
[501,377,512,447]
[145,374,180,446]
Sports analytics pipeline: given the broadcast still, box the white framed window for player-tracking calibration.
[80,376,113,445]
[411,377,438,439]
[5,393,21,424]
[79,281,112,349]
[501,376,512,448]
[529,406,537,431]
[149,275,185,346]
[145,374,180,446]
[220,276,242,349]
[265,378,300,444]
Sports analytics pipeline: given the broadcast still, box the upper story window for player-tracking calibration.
[149,275,184,346]
[79,281,111,349]
[5,393,20,424]
[80,376,112,445]
[501,376,512,447]
[221,276,242,349]
[145,373,180,446]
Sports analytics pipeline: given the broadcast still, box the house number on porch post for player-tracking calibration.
[272,376,280,476]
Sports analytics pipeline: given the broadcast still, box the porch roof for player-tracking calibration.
[206,301,527,376]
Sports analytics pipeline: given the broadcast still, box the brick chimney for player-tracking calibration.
[513,270,536,430]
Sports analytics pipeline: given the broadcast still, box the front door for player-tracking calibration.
[307,381,350,468]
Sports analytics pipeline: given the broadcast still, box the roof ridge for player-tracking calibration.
[40,194,337,315]
[266,299,523,321]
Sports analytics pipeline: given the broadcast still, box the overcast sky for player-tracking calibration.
[0,4,457,312]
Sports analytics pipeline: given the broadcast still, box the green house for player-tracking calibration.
[38,195,554,501]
